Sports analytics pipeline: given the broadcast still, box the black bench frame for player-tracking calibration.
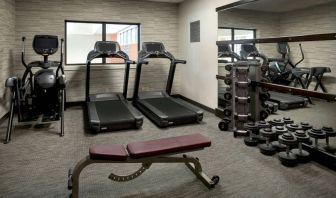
[68,153,219,198]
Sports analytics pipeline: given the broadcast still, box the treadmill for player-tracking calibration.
[240,44,308,110]
[132,42,203,127]
[86,41,143,132]
[268,91,308,110]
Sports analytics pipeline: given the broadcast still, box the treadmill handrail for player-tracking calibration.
[133,43,186,100]
[85,42,135,102]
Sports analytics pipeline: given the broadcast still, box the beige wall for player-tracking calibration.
[0,0,16,118]
[14,0,180,101]
[280,2,336,93]
[178,0,238,109]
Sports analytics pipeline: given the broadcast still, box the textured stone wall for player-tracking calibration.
[0,0,16,118]
[14,0,180,101]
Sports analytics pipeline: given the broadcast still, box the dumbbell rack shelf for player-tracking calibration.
[302,144,336,171]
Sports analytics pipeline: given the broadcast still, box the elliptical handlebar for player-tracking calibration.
[293,43,304,68]
[21,36,28,69]
[56,38,65,76]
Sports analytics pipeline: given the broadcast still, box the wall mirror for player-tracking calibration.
[217,0,336,114]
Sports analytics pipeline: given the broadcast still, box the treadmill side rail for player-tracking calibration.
[172,98,203,122]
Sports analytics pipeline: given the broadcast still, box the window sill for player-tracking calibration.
[64,64,137,71]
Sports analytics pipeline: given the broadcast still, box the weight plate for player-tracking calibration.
[294,130,310,142]
[259,144,276,156]
[307,128,326,139]
[272,126,288,135]
[283,117,294,124]
[291,148,310,163]
[269,119,285,126]
[278,151,297,167]
[256,120,271,129]
[260,128,276,138]
[278,133,297,146]
[322,126,336,137]
[271,141,287,152]
[286,123,301,132]
[244,137,259,147]
[300,122,312,131]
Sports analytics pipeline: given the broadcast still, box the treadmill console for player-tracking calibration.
[142,42,165,54]
[94,41,120,55]
[218,44,232,54]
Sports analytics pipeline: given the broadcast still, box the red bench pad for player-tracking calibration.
[127,133,211,158]
[90,144,128,161]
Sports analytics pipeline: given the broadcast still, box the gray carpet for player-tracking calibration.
[0,100,336,198]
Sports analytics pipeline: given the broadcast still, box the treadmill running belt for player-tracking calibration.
[94,100,135,125]
[143,97,197,120]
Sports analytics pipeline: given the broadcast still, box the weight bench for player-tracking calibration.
[67,133,219,198]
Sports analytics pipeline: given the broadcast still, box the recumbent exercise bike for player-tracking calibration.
[4,35,66,144]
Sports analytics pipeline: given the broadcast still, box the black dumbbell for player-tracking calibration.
[259,92,270,101]
[300,122,313,145]
[291,130,311,163]
[225,64,232,71]
[271,126,288,151]
[322,126,336,153]
[244,122,259,147]
[286,123,301,133]
[259,128,277,155]
[307,128,326,149]
[300,122,312,131]
[269,119,285,127]
[223,109,232,117]
[218,118,230,131]
[259,110,269,120]
[224,92,232,100]
[224,73,232,85]
[283,117,294,124]
[278,133,298,167]
[256,121,271,143]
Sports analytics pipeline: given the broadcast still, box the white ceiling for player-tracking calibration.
[237,0,335,13]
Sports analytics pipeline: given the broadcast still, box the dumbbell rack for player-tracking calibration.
[217,61,271,138]
[248,62,270,121]
[302,144,336,170]
[218,61,250,137]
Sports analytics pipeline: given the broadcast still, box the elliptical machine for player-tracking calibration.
[268,42,307,86]
[4,35,66,144]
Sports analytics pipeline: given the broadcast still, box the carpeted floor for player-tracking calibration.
[0,100,336,198]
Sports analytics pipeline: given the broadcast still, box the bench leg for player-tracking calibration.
[183,155,218,189]
[69,156,94,198]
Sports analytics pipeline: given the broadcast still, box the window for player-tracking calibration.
[218,27,256,61]
[65,20,140,65]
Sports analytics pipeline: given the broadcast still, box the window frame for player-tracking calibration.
[65,20,141,65]
[218,26,256,62]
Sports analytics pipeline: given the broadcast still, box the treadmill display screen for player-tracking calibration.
[95,41,118,54]
[145,43,164,53]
